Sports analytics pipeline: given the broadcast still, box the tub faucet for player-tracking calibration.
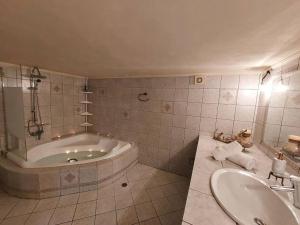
[270,175,300,208]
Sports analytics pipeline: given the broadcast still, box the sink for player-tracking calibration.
[210,168,299,225]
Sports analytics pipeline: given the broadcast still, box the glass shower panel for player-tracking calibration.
[3,86,27,160]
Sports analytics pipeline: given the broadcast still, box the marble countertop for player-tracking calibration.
[182,136,299,225]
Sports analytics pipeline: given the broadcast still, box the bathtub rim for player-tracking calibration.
[6,134,133,168]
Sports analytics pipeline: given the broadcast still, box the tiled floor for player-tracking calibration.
[0,164,190,225]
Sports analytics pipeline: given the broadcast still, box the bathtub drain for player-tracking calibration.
[67,158,78,163]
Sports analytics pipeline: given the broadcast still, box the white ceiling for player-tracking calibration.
[0,0,300,78]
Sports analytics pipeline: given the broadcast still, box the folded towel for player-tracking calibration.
[228,152,256,170]
[212,141,243,161]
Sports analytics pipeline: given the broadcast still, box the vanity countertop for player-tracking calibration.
[182,135,298,225]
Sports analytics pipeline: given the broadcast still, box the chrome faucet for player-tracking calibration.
[270,175,300,208]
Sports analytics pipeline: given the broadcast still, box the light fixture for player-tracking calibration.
[273,66,288,92]
[260,69,288,97]
[260,70,273,98]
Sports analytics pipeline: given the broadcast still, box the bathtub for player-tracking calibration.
[1,133,138,198]
[7,133,131,168]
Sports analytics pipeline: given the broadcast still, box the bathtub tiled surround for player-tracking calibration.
[182,136,298,225]
[0,144,138,199]
[0,163,188,225]
[89,74,261,176]
[0,62,86,154]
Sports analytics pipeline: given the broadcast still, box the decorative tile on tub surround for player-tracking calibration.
[88,74,261,176]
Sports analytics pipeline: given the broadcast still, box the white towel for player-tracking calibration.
[212,141,243,161]
[228,152,256,170]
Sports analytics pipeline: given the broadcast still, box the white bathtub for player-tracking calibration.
[7,133,132,168]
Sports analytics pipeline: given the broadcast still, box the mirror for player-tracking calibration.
[263,71,300,161]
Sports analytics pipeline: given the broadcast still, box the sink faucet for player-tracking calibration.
[270,175,300,209]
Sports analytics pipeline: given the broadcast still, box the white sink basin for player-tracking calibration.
[211,168,299,225]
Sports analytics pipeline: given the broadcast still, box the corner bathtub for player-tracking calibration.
[0,133,138,199]
[7,133,131,168]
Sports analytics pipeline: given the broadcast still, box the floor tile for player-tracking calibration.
[117,206,138,225]
[0,164,189,225]
[49,204,76,225]
[160,184,179,196]
[135,202,157,222]
[25,209,54,225]
[140,217,162,225]
[78,191,97,203]
[147,187,165,201]
[74,201,96,220]
[0,202,17,220]
[115,193,134,209]
[95,211,116,225]
[96,197,115,214]
[72,216,95,225]
[114,177,132,196]
[159,211,182,225]
[166,194,186,211]
[58,193,79,207]
[152,198,174,216]
[0,193,19,206]
[0,214,29,225]
[97,185,114,199]
[7,199,38,217]
[33,197,59,212]
[131,190,151,205]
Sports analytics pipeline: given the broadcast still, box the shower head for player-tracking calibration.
[24,66,47,79]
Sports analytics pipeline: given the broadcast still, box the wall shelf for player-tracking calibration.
[80,112,93,116]
[80,122,94,127]
[81,81,93,132]
[80,101,92,104]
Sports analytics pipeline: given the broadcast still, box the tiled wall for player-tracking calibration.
[88,74,261,176]
[0,62,86,155]
[259,57,300,147]
[0,71,5,151]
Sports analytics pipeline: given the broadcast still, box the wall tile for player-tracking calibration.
[175,77,189,88]
[199,118,216,134]
[266,108,284,125]
[174,89,188,101]
[188,89,203,102]
[204,75,221,88]
[286,91,300,108]
[173,102,187,115]
[219,89,237,104]
[269,91,287,107]
[216,119,234,135]
[237,90,257,106]
[203,89,219,104]
[235,105,255,122]
[217,104,236,120]
[172,115,186,128]
[201,104,218,118]
[221,75,239,89]
[282,108,300,127]
[239,74,260,89]
[186,102,202,116]
[185,116,200,131]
